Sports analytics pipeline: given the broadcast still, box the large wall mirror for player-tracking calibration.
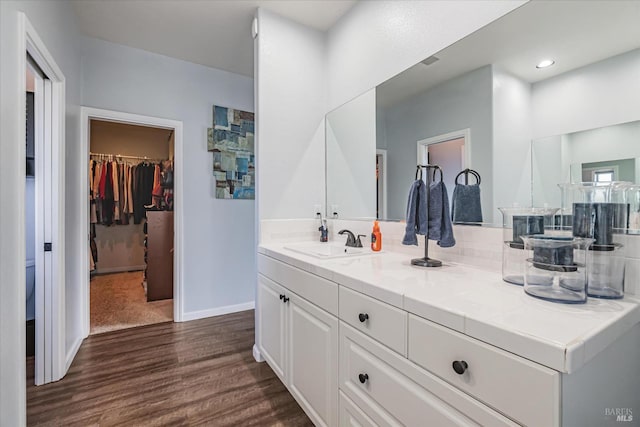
[325,1,640,226]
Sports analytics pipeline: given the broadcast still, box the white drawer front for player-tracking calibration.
[339,391,378,427]
[340,323,517,427]
[258,254,338,315]
[408,314,560,427]
[339,287,407,355]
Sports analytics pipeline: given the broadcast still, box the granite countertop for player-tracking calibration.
[258,243,640,374]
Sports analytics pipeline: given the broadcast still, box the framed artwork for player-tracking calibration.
[208,105,255,199]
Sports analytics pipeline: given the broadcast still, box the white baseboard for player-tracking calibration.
[94,265,146,275]
[181,301,255,322]
[253,344,264,362]
[65,336,83,373]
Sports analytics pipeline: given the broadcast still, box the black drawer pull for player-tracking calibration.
[358,373,369,384]
[452,360,468,375]
[358,313,369,323]
[279,294,285,300]
[282,296,290,303]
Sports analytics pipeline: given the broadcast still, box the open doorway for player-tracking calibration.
[88,120,175,334]
[376,149,387,219]
[25,59,37,376]
[80,108,184,338]
[417,129,470,208]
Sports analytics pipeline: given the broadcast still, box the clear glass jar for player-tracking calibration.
[559,182,630,299]
[522,235,594,304]
[588,245,625,299]
[558,182,630,235]
[624,184,640,235]
[498,207,559,286]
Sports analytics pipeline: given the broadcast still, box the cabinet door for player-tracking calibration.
[339,391,378,427]
[146,211,174,301]
[288,292,338,427]
[258,274,287,381]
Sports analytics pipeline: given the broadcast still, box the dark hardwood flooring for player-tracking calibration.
[27,310,312,426]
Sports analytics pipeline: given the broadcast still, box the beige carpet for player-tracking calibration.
[90,271,173,335]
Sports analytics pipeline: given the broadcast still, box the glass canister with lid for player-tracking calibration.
[498,207,559,286]
[521,235,594,304]
[558,182,630,299]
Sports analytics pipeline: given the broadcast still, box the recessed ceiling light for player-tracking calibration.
[536,59,555,69]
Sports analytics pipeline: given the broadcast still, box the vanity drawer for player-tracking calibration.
[339,286,407,355]
[340,323,517,427]
[258,254,338,315]
[339,391,378,427]
[408,314,560,427]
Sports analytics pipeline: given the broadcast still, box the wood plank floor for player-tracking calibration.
[27,310,312,426]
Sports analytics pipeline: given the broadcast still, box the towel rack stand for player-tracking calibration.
[413,165,443,268]
[454,168,481,185]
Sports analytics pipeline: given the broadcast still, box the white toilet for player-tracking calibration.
[26,260,35,321]
[26,176,36,322]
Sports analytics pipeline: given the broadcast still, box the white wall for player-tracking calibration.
[531,134,567,208]
[326,89,377,219]
[326,1,526,111]
[492,66,532,223]
[532,49,640,139]
[81,37,256,315]
[255,8,327,221]
[0,0,82,424]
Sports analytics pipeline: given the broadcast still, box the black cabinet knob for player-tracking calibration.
[283,296,290,303]
[279,294,284,300]
[358,373,369,384]
[452,360,468,375]
[358,313,369,323]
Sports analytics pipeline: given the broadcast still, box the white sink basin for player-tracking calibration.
[284,243,374,259]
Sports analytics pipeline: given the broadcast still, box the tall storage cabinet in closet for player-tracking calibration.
[145,211,174,301]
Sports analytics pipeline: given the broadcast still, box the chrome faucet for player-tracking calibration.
[338,229,365,248]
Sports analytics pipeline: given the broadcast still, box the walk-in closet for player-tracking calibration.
[89,120,175,334]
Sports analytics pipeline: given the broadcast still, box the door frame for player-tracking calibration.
[21,12,67,386]
[417,128,471,168]
[375,149,388,219]
[80,107,185,337]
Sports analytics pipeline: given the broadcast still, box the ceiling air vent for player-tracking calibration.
[421,56,439,67]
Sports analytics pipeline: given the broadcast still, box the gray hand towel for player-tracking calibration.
[402,179,428,246]
[429,181,456,248]
[451,184,483,223]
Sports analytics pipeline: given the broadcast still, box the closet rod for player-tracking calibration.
[89,152,164,162]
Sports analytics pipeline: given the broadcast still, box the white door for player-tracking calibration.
[257,275,287,381]
[30,59,57,385]
[288,293,338,427]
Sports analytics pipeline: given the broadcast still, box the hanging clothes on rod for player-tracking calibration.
[89,153,171,226]
[451,168,483,224]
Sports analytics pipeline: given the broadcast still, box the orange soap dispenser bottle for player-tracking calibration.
[371,221,382,252]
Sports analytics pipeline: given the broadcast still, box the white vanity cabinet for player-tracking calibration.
[257,250,640,427]
[257,255,339,427]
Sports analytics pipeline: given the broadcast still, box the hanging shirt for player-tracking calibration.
[152,163,162,197]
[98,162,108,200]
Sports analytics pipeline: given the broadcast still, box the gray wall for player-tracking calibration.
[381,66,493,220]
[81,37,256,315]
[581,159,636,183]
